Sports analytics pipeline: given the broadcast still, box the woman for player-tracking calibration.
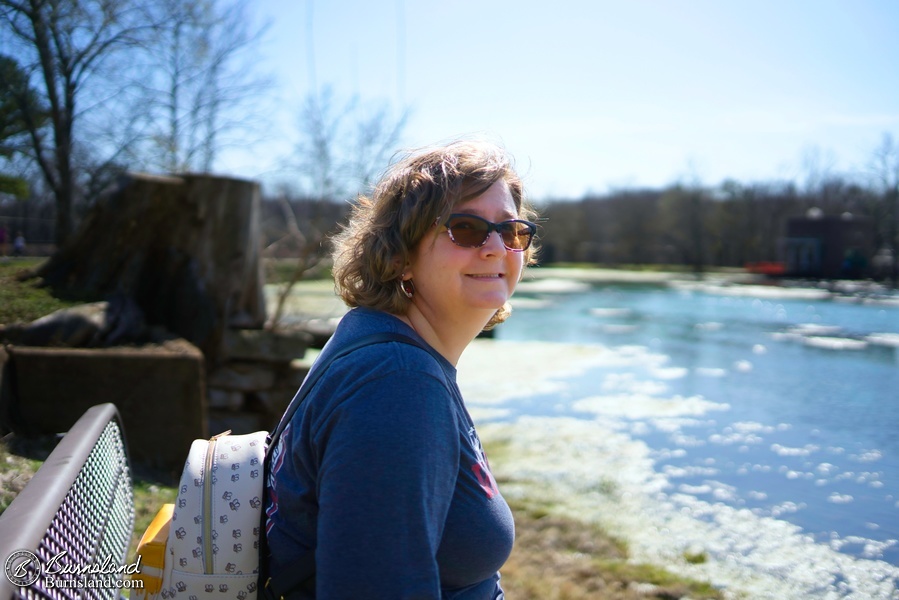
[264,140,539,599]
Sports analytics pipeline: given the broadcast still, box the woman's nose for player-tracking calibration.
[479,230,508,256]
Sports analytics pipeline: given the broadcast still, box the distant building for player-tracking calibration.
[782,210,875,279]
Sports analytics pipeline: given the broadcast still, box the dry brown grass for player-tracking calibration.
[500,499,723,600]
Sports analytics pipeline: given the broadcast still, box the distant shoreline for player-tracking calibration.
[524,265,755,284]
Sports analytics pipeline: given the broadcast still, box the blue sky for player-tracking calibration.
[230,1,899,200]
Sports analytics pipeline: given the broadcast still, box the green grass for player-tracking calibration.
[263,258,332,285]
[0,257,333,327]
[501,495,723,599]
[684,550,710,565]
[129,479,177,561]
[0,258,81,325]
[0,440,47,513]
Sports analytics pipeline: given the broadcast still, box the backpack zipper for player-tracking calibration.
[204,430,231,574]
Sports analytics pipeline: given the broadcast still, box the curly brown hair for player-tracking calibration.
[331,139,539,329]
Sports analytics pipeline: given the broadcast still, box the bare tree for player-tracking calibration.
[292,87,409,201]
[0,0,150,245]
[263,191,330,329]
[799,144,838,197]
[132,0,270,174]
[259,88,408,330]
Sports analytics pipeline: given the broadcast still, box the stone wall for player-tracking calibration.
[0,340,205,472]
[0,328,316,472]
[206,327,314,435]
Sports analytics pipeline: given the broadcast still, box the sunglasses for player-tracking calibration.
[442,213,537,252]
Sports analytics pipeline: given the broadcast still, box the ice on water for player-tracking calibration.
[458,339,899,599]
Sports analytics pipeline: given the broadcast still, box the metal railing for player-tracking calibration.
[0,403,135,600]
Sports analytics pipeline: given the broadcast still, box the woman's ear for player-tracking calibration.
[392,255,413,280]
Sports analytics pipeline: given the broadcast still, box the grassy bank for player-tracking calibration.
[497,493,721,599]
[0,258,82,325]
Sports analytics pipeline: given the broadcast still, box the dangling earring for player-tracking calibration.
[399,275,414,299]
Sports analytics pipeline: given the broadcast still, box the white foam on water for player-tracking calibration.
[663,464,719,478]
[710,429,765,446]
[458,339,899,599]
[601,323,640,334]
[573,393,730,421]
[771,324,879,353]
[467,406,513,421]
[514,277,593,294]
[829,493,855,505]
[803,336,869,351]
[481,416,899,599]
[651,366,690,379]
[790,323,845,336]
[508,296,554,310]
[732,421,781,434]
[457,339,618,405]
[867,333,899,348]
[671,282,834,301]
[601,372,669,395]
[850,450,883,463]
[772,443,820,457]
[818,463,839,476]
[864,297,899,308]
[696,367,728,377]
[589,307,634,318]
[733,359,754,372]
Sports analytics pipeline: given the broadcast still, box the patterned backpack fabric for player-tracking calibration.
[135,431,267,600]
[134,332,434,600]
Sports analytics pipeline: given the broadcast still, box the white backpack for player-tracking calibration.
[135,431,267,600]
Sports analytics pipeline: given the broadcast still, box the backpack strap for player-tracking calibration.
[269,331,436,445]
[260,330,438,599]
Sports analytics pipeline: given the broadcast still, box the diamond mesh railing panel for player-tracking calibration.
[0,404,135,600]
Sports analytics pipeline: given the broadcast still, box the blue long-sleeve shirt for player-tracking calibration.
[265,308,514,599]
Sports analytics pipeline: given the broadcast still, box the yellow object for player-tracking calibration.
[132,503,174,598]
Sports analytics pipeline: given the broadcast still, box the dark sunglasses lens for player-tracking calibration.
[498,222,534,250]
[447,216,490,247]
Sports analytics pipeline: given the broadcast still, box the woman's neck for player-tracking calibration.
[393,307,493,366]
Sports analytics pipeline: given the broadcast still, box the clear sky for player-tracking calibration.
[227,0,899,200]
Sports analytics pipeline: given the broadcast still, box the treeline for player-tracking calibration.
[5,173,896,281]
[537,177,896,271]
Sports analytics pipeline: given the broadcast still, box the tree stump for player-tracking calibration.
[34,173,266,365]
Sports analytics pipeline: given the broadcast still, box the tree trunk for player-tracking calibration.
[34,173,266,365]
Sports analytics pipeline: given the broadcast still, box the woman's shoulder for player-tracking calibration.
[327,308,451,378]
[330,333,448,385]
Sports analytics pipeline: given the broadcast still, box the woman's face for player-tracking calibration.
[405,180,525,327]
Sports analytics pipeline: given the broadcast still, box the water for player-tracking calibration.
[473,278,899,597]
